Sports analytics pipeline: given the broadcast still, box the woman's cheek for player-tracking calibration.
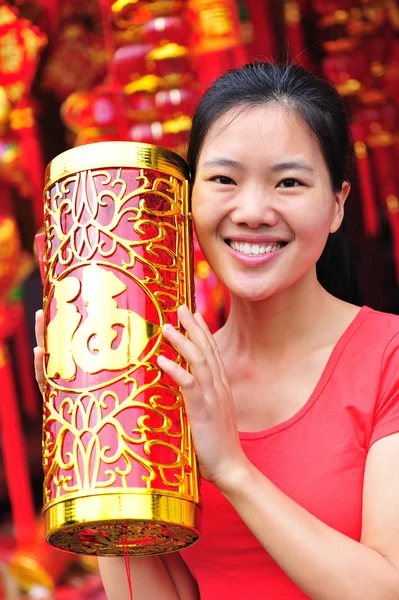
[192,203,221,240]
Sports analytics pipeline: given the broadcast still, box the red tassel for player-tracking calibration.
[370,144,399,281]
[38,0,60,37]
[99,0,129,140]
[354,145,380,237]
[283,0,312,69]
[12,301,39,418]
[194,49,235,89]
[244,0,275,60]
[351,122,379,238]
[232,43,248,69]
[386,196,399,284]
[0,340,36,547]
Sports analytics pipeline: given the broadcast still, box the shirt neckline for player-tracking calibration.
[238,305,372,441]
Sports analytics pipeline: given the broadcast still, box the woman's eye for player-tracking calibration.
[211,176,236,185]
[277,178,303,188]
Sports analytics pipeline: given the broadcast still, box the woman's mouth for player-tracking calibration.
[224,239,288,265]
[226,240,287,255]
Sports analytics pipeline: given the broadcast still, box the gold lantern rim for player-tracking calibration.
[44,141,189,189]
[43,491,200,556]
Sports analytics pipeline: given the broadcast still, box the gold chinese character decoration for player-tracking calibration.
[189,0,241,54]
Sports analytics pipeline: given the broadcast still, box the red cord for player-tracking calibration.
[122,535,134,600]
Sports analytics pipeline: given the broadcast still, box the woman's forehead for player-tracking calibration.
[198,104,322,167]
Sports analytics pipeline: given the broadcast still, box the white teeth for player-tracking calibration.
[229,241,283,255]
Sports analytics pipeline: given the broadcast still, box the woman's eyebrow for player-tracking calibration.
[270,161,315,173]
[202,158,244,170]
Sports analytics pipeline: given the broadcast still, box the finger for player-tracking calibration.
[156,355,206,418]
[193,312,229,385]
[34,346,45,394]
[162,323,214,390]
[178,305,210,348]
[194,313,228,385]
[177,305,220,379]
[157,355,196,388]
[35,309,44,348]
[193,312,218,352]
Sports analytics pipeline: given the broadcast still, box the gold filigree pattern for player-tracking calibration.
[42,148,199,555]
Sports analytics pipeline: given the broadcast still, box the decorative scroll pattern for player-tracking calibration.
[43,167,198,507]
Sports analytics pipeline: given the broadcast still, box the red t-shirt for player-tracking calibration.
[181,307,399,599]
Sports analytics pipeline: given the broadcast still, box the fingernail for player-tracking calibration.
[157,354,168,364]
[178,304,190,315]
[162,324,175,335]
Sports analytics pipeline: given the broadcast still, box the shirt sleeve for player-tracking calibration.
[369,332,399,449]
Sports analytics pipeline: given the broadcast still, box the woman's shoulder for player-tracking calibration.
[360,306,399,349]
[360,308,399,448]
[333,305,399,376]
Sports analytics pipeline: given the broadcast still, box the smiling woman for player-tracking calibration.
[190,102,345,303]
[35,62,399,600]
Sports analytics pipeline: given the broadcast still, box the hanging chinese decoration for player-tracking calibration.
[308,0,399,281]
[58,0,199,156]
[0,3,46,104]
[42,25,106,102]
[0,2,47,229]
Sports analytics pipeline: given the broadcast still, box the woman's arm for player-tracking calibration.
[98,553,199,600]
[217,432,399,600]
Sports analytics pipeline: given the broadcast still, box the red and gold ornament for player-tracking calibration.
[0,3,47,105]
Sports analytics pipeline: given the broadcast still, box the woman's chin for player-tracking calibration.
[227,281,277,303]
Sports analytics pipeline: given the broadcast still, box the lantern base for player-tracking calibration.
[44,491,200,556]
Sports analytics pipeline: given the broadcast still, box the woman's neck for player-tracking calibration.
[216,273,352,366]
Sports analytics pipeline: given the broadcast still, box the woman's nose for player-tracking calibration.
[230,191,279,229]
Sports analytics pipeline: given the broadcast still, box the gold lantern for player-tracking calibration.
[42,142,200,556]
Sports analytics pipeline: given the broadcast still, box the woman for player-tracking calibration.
[34,62,399,599]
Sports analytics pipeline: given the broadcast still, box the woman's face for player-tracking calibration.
[192,104,349,302]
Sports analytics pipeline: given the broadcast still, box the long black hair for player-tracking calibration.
[187,62,360,304]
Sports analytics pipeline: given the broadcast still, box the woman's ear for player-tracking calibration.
[330,181,351,233]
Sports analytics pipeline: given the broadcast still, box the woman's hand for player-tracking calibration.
[157,305,249,490]
[34,309,45,394]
